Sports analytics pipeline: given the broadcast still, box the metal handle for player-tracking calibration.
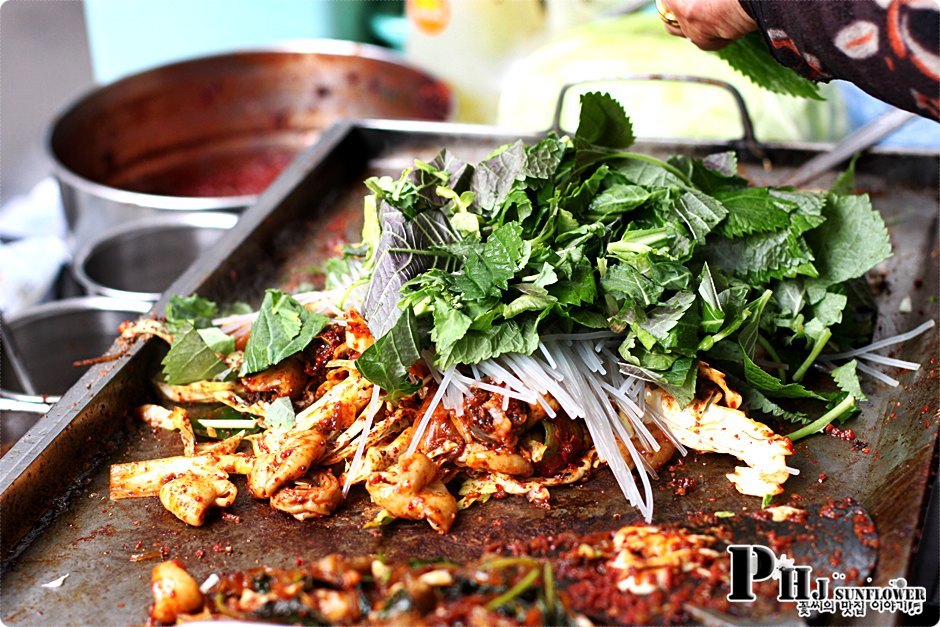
[782,108,915,188]
[0,398,51,414]
[551,74,766,159]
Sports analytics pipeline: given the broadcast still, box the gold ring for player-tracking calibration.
[655,0,680,28]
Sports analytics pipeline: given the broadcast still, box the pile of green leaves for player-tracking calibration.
[354,92,891,424]
[160,290,328,387]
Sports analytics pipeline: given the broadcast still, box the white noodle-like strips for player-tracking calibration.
[856,353,921,370]
[540,331,619,342]
[824,319,935,360]
[343,385,383,495]
[407,368,455,456]
[539,343,558,369]
[854,360,900,387]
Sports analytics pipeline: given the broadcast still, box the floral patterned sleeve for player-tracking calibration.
[739,0,939,120]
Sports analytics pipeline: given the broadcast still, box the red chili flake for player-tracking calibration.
[818,473,828,484]
[824,425,855,441]
[668,476,697,496]
[923,405,931,413]
[195,549,206,559]
[296,557,306,566]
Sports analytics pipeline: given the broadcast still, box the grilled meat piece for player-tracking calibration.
[366,452,457,533]
[248,430,327,499]
[455,387,533,448]
[241,356,309,402]
[270,469,343,520]
[150,560,203,623]
[159,471,237,526]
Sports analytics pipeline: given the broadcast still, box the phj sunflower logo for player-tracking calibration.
[727,545,927,618]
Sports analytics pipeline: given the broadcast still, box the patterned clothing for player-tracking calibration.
[739,0,940,120]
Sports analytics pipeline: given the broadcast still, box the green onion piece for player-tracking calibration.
[478,556,540,571]
[792,328,832,383]
[485,567,541,611]
[787,394,857,442]
[543,562,556,617]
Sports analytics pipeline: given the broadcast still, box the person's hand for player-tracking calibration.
[657,0,757,51]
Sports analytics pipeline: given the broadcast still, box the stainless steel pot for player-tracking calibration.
[71,213,237,301]
[0,297,151,404]
[47,40,453,250]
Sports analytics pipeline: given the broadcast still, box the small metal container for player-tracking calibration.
[72,213,237,301]
[0,401,50,457]
[47,41,453,250]
[0,297,151,404]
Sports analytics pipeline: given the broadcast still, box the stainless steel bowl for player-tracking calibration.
[72,213,237,301]
[47,40,453,250]
[1,400,50,457]
[0,297,152,404]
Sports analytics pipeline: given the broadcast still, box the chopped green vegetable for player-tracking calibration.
[807,193,892,287]
[830,360,867,402]
[165,294,218,334]
[240,290,330,376]
[787,394,858,441]
[196,327,235,355]
[355,309,422,401]
[162,323,228,385]
[263,396,296,430]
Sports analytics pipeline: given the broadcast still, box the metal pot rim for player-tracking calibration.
[70,213,238,302]
[1,296,152,405]
[46,39,452,209]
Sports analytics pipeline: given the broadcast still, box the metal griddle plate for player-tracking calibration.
[1,121,937,626]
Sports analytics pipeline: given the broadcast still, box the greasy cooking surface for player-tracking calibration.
[1,124,936,625]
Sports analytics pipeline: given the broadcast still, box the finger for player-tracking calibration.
[688,36,733,51]
[656,0,682,32]
[665,24,685,38]
[695,39,732,52]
